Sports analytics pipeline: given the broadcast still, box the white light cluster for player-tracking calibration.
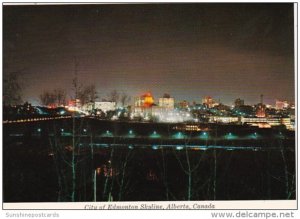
[156,109,193,123]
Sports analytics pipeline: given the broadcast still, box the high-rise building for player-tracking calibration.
[234,98,244,107]
[177,100,189,109]
[202,96,214,108]
[256,104,266,117]
[256,94,266,118]
[275,100,289,110]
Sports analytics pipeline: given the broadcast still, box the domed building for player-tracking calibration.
[133,92,175,121]
[134,92,154,108]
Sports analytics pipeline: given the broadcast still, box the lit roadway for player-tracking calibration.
[3,115,72,124]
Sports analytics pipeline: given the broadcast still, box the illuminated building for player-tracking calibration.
[177,100,189,109]
[82,101,116,113]
[241,117,293,130]
[132,93,193,122]
[234,98,244,107]
[256,104,266,117]
[133,92,156,118]
[158,96,174,109]
[173,124,210,132]
[202,96,219,108]
[68,99,81,107]
[256,94,266,117]
[67,99,82,111]
[275,100,289,110]
[208,116,239,123]
[134,92,154,107]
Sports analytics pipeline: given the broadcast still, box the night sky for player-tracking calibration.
[3,3,295,105]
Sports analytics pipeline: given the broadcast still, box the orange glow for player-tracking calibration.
[68,100,76,107]
[256,105,266,118]
[258,123,271,128]
[142,92,154,107]
[47,104,56,108]
[96,167,101,175]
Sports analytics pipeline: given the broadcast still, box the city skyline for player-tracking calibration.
[3,3,295,105]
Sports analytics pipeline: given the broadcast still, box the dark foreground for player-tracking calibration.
[3,118,296,202]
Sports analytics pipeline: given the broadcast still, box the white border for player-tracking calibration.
[3,200,297,210]
[1,1,298,217]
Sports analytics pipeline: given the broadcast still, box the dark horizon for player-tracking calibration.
[3,3,295,106]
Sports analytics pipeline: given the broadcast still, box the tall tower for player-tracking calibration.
[256,94,266,117]
[260,94,263,104]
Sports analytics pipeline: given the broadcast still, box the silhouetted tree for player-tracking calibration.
[54,89,66,106]
[107,90,120,103]
[120,92,131,107]
[39,89,66,106]
[3,71,23,106]
[78,84,98,105]
[172,131,209,200]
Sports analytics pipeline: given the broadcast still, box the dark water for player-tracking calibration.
[3,119,296,202]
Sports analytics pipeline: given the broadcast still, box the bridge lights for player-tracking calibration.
[250,132,258,139]
[128,130,135,137]
[152,145,159,150]
[150,130,160,138]
[176,146,184,150]
[173,131,185,139]
[225,132,236,140]
[278,132,284,139]
[200,131,209,139]
[104,130,113,137]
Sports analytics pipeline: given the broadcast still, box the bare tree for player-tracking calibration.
[115,149,135,201]
[71,57,81,100]
[39,91,52,106]
[39,89,66,106]
[172,131,208,200]
[54,89,66,106]
[85,84,98,102]
[3,71,23,106]
[71,57,80,202]
[120,93,131,107]
[107,90,120,103]
[78,84,98,105]
[278,134,294,199]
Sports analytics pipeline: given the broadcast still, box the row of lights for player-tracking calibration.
[4,116,71,124]
[100,130,263,139]
[36,128,285,139]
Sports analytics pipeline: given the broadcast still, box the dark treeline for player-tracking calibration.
[3,119,296,202]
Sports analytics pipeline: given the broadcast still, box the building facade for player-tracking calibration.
[241,116,293,130]
[158,97,175,109]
